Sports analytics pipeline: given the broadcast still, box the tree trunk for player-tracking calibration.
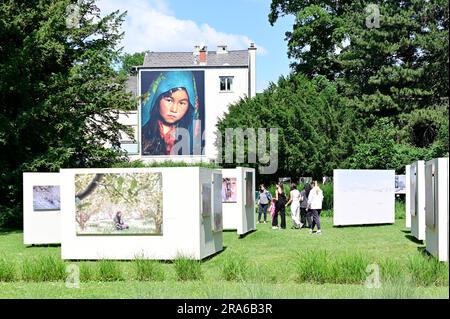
[76,174,104,200]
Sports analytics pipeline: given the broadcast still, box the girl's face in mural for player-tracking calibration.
[159,88,189,124]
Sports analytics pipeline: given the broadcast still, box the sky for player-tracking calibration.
[96,0,295,93]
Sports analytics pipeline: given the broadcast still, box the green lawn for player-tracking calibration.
[0,216,448,299]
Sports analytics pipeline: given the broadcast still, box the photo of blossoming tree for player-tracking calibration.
[75,173,163,235]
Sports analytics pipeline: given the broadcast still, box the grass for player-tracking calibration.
[0,216,448,298]
[22,255,65,282]
[220,253,249,281]
[395,199,406,220]
[380,258,405,283]
[80,263,96,282]
[173,256,203,281]
[331,252,369,284]
[97,260,123,282]
[0,258,16,282]
[294,250,368,284]
[408,254,449,286]
[134,259,165,281]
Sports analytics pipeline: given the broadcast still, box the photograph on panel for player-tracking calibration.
[75,173,163,235]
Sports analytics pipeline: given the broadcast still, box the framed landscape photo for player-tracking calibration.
[222,177,237,203]
[75,172,163,236]
[299,177,313,185]
[33,185,61,211]
[395,175,406,194]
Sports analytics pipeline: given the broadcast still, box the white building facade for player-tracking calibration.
[119,44,257,163]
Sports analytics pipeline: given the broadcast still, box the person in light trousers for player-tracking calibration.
[285,183,302,229]
[307,181,324,234]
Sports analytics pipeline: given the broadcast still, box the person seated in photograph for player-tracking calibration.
[114,211,129,231]
[141,71,202,156]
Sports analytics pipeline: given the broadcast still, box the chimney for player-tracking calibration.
[217,45,228,54]
[193,45,200,64]
[199,45,207,65]
[248,43,257,98]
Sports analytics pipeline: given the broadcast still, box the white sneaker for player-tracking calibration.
[316,230,322,234]
[309,229,313,234]
[272,226,279,230]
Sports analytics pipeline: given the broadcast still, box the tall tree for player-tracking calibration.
[269,0,449,152]
[216,74,360,181]
[0,0,135,227]
[118,51,145,76]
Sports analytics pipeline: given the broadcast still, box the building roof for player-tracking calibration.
[141,50,249,68]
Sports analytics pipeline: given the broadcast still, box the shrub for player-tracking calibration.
[0,258,16,282]
[134,259,165,281]
[173,256,203,281]
[22,255,65,282]
[97,260,123,282]
[320,183,333,210]
[395,200,406,220]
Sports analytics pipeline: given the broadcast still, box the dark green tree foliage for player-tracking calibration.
[0,0,135,227]
[216,74,360,181]
[118,52,145,76]
[269,0,449,166]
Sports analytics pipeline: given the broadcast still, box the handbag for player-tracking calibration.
[269,202,275,219]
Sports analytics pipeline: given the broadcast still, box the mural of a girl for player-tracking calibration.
[141,71,204,155]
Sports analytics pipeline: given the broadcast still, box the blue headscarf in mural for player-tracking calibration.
[141,71,201,155]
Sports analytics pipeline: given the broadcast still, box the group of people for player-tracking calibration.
[257,181,324,234]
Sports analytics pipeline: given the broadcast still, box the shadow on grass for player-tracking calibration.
[401,229,411,234]
[405,235,424,245]
[333,223,394,228]
[417,246,432,257]
[201,246,228,262]
[239,229,257,239]
[26,244,61,248]
[0,228,22,235]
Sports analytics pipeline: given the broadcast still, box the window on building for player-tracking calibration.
[220,76,233,92]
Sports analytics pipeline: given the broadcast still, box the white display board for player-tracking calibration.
[405,165,411,229]
[23,173,62,245]
[333,169,395,226]
[410,161,426,241]
[60,167,222,260]
[221,167,256,236]
[425,158,449,262]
